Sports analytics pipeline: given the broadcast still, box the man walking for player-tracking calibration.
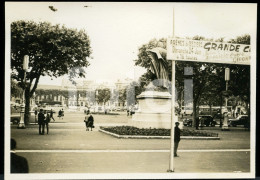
[38,109,45,135]
[174,122,181,157]
[50,109,55,122]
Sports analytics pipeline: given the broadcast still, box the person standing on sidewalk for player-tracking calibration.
[45,113,51,134]
[174,122,181,157]
[86,113,94,131]
[34,109,38,124]
[50,109,55,122]
[38,109,45,135]
[58,109,62,119]
[61,108,64,119]
[84,114,90,131]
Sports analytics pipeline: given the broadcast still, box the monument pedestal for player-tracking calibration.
[128,90,175,129]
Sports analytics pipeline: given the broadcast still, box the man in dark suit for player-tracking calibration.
[174,122,181,157]
[38,109,45,135]
[11,138,29,173]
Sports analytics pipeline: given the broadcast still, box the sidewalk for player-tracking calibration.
[10,121,251,175]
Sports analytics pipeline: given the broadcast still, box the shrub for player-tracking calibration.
[100,126,218,137]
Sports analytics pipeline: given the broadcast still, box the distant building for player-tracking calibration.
[34,78,133,109]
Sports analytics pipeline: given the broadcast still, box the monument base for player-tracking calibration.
[129,112,171,129]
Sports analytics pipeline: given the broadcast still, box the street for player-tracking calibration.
[9,110,251,175]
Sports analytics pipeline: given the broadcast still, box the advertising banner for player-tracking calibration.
[167,38,250,65]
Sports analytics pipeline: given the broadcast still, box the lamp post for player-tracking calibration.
[18,55,29,129]
[225,68,230,106]
[222,68,230,131]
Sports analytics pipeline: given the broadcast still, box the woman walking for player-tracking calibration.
[86,113,94,131]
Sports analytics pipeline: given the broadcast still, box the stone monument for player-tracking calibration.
[128,46,180,129]
[128,89,172,128]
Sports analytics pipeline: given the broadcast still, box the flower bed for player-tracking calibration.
[100,126,218,137]
[88,112,119,115]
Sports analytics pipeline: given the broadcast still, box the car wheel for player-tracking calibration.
[211,122,216,127]
[13,119,19,125]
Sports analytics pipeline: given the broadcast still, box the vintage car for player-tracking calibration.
[228,115,249,127]
[183,118,193,127]
[199,115,216,127]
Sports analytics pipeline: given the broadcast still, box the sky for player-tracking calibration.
[5,2,257,85]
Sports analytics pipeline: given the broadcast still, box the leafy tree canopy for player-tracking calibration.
[134,34,250,122]
[11,20,92,94]
[11,20,92,123]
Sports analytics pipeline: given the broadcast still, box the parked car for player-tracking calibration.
[183,118,193,127]
[228,115,249,127]
[213,113,224,125]
[199,115,216,127]
[10,114,20,124]
[10,111,36,125]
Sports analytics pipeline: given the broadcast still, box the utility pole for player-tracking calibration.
[168,7,176,173]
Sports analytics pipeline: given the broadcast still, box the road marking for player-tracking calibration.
[14,149,250,153]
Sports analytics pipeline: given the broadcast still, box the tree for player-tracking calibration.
[11,79,23,99]
[135,35,250,128]
[11,20,92,124]
[227,34,250,114]
[96,88,111,105]
[126,81,143,106]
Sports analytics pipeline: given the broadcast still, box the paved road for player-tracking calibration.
[9,112,252,176]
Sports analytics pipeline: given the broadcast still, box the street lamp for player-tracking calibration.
[222,68,230,131]
[18,55,29,129]
[225,68,230,106]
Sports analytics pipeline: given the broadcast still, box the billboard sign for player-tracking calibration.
[167,38,250,65]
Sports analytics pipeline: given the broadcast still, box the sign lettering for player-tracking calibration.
[167,38,251,65]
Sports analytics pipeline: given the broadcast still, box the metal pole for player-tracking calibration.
[18,71,26,128]
[168,7,176,172]
[225,81,228,107]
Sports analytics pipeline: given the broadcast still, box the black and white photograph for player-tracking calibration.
[5,2,257,179]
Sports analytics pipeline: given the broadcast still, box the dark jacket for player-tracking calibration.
[174,126,181,142]
[11,153,29,173]
[45,114,50,123]
[87,115,94,127]
[38,112,45,124]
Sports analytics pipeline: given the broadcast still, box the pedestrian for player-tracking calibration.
[38,109,45,135]
[58,109,62,119]
[45,113,51,134]
[86,113,94,131]
[50,109,55,122]
[174,122,181,157]
[84,115,89,131]
[34,109,38,124]
[11,138,29,173]
[61,108,64,119]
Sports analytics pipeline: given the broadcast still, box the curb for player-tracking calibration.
[99,129,220,140]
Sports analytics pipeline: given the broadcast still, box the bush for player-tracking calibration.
[100,126,218,137]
